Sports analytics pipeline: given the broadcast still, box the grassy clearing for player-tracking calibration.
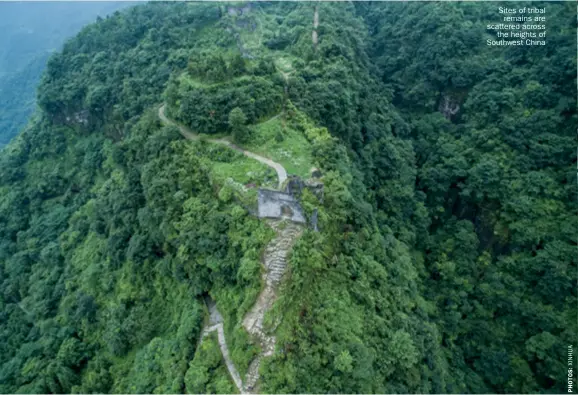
[211,158,276,187]
[246,116,314,178]
[199,143,276,187]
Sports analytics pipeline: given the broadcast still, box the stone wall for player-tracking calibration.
[284,175,324,202]
[257,188,306,224]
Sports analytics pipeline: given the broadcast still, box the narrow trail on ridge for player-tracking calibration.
[159,98,303,393]
[200,298,244,392]
[158,105,287,188]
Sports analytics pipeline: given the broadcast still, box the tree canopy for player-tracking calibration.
[0,2,575,393]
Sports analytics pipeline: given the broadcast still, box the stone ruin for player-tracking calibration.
[257,189,306,224]
[256,169,324,229]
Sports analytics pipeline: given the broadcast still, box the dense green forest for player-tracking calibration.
[0,2,131,147]
[0,2,575,393]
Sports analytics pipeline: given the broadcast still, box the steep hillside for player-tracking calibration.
[0,2,575,394]
[0,2,131,147]
[358,3,576,392]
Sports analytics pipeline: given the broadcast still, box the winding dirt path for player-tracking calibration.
[200,298,244,392]
[158,105,287,188]
[161,105,303,392]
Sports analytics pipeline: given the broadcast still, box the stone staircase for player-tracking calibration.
[265,221,301,286]
[195,219,302,394]
[161,101,305,393]
[243,356,262,393]
[241,219,302,393]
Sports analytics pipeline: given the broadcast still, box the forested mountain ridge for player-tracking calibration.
[0,2,131,148]
[0,2,575,394]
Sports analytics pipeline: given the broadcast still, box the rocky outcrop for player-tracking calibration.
[64,109,89,127]
[439,94,460,120]
[227,3,251,17]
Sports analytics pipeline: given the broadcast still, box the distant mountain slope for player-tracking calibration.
[0,2,132,147]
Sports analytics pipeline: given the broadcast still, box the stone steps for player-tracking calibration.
[240,219,303,393]
[197,220,304,394]
[242,357,261,393]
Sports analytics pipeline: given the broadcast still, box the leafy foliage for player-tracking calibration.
[0,2,575,394]
[229,107,248,143]
[0,2,130,147]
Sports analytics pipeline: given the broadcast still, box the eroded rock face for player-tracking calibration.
[284,175,324,201]
[64,109,90,128]
[439,94,460,119]
[228,3,251,17]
